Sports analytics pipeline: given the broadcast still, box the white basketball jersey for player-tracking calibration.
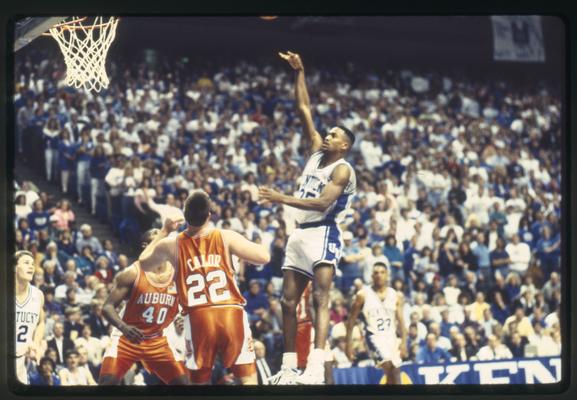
[15,285,43,357]
[361,285,398,336]
[293,151,356,225]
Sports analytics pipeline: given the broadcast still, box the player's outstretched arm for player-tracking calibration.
[102,265,145,344]
[222,229,271,266]
[258,163,350,212]
[279,51,323,153]
[139,219,178,271]
[345,289,365,362]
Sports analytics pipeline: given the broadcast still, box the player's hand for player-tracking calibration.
[121,324,145,344]
[258,186,283,204]
[279,51,304,71]
[399,344,408,360]
[162,217,179,234]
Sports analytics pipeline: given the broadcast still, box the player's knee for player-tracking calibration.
[99,374,120,385]
[312,288,330,309]
[189,368,212,385]
[280,296,299,313]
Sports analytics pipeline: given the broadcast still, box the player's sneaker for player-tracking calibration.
[267,366,300,385]
[295,365,325,385]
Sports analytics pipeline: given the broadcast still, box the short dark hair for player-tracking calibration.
[140,229,160,247]
[184,190,211,227]
[14,250,33,267]
[372,262,388,271]
[337,125,355,147]
[65,349,79,359]
[38,356,56,371]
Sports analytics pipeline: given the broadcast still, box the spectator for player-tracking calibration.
[449,333,475,362]
[29,357,61,386]
[505,234,531,276]
[63,307,85,341]
[28,200,50,233]
[416,333,451,364]
[74,325,104,368]
[541,272,561,305]
[490,237,511,280]
[58,128,76,194]
[254,339,274,385]
[59,349,96,386]
[89,145,109,215]
[383,235,404,283]
[506,332,527,358]
[528,320,559,357]
[471,232,491,281]
[93,255,114,284]
[46,321,75,366]
[476,334,513,361]
[244,280,270,321]
[43,286,64,316]
[467,292,490,322]
[86,300,109,338]
[52,200,76,231]
[339,231,365,293]
[503,305,535,339]
[75,224,103,255]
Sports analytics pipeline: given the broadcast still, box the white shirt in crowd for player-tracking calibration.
[476,344,513,361]
[505,241,531,274]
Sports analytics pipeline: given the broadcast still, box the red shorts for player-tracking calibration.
[184,305,255,382]
[100,334,187,384]
[296,321,313,369]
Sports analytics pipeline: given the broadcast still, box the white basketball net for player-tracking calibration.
[48,16,119,92]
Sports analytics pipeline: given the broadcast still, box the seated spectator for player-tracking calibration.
[43,286,64,316]
[29,356,61,386]
[506,332,527,358]
[28,199,50,233]
[64,307,85,341]
[467,292,490,322]
[86,300,109,338]
[74,245,96,277]
[331,337,352,368]
[74,325,104,368]
[52,200,76,231]
[55,271,82,301]
[100,239,119,269]
[93,255,114,284]
[329,298,348,325]
[244,280,270,321]
[46,321,75,366]
[75,224,103,255]
[428,322,451,351]
[476,334,513,361]
[59,349,96,386]
[76,345,100,383]
[416,333,451,364]
[449,333,475,362]
[57,229,76,257]
[503,305,535,339]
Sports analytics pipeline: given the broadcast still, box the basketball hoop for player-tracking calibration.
[45,16,119,92]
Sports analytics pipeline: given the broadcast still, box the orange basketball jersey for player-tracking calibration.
[297,282,313,324]
[121,263,179,338]
[176,228,245,310]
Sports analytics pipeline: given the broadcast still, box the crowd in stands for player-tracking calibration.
[13,47,563,384]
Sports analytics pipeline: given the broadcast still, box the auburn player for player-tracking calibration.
[295,282,313,370]
[139,190,270,385]
[15,250,45,384]
[99,228,189,385]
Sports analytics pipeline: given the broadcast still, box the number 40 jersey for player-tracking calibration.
[117,264,179,339]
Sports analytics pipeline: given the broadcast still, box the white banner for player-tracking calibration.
[491,16,545,62]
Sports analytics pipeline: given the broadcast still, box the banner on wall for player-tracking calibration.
[333,357,561,385]
[491,16,545,62]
